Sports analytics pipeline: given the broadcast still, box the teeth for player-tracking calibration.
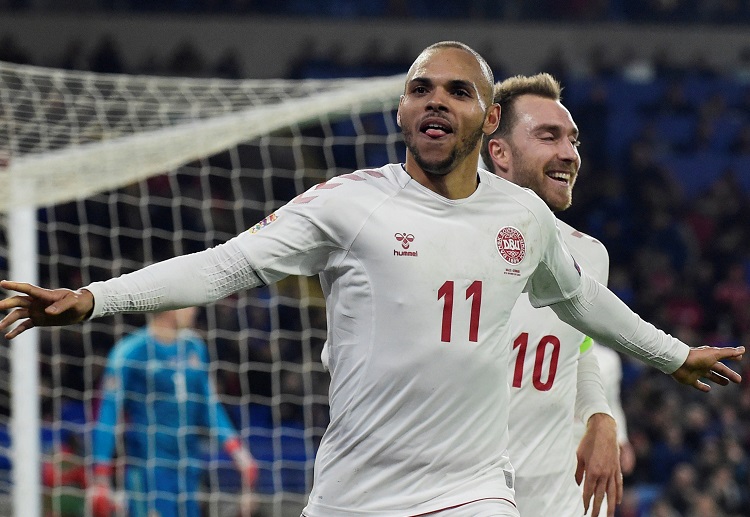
[548,172,569,181]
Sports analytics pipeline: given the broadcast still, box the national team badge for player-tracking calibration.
[496,226,526,265]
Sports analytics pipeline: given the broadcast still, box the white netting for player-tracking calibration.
[0,61,406,517]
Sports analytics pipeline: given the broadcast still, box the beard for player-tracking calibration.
[403,123,485,176]
[510,146,575,212]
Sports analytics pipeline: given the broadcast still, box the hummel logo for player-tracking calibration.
[394,233,414,249]
[394,233,418,257]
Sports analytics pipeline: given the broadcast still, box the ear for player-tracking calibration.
[487,136,511,175]
[483,103,500,136]
[396,95,404,127]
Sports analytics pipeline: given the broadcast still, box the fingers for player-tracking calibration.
[0,294,32,312]
[710,361,742,384]
[705,370,730,386]
[0,281,54,300]
[676,346,745,391]
[0,309,34,339]
[0,306,28,329]
[589,484,604,517]
[581,472,602,516]
[581,481,591,514]
[608,474,621,517]
[717,345,745,360]
[575,458,585,486]
[6,319,35,340]
[691,379,711,393]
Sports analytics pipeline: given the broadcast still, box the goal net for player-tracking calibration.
[0,61,405,517]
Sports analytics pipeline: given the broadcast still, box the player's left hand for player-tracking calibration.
[671,346,744,392]
[576,413,622,517]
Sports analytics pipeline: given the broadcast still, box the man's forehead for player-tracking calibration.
[408,47,481,79]
[517,95,578,131]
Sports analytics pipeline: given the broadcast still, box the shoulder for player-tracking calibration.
[286,164,404,209]
[479,170,560,250]
[479,169,557,221]
[108,330,148,364]
[557,219,610,281]
[257,164,406,241]
[179,328,205,343]
[180,331,210,357]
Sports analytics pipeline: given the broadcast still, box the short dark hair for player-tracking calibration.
[480,73,563,171]
[409,41,495,106]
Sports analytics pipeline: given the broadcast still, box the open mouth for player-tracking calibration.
[546,171,572,184]
[420,118,453,138]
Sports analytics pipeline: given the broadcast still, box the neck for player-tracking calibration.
[404,153,480,200]
[149,322,179,344]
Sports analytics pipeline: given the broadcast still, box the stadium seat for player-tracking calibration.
[652,113,698,150]
[655,151,731,198]
[605,107,645,159]
[604,77,666,112]
[708,113,746,151]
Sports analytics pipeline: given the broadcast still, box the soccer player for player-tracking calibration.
[88,307,258,517]
[481,73,622,517]
[0,41,743,517]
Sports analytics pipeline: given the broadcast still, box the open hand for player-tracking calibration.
[0,280,94,339]
[671,346,744,392]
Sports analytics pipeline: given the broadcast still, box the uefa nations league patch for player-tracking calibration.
[248,213,278,234]
[496,226,526,265]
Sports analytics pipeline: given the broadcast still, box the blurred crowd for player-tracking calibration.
[3,0,750,23]
[0,10,750,517]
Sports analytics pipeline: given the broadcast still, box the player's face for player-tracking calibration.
[506,95,580,212]
[398,47,493,176]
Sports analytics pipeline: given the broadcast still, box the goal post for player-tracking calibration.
[0,60,405,517]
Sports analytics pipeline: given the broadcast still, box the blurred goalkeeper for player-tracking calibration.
[89,307,258,517]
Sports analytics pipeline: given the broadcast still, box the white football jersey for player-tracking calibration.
[508,220,610,517]
[240,164,584,516]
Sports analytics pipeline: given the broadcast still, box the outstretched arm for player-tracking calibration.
[549,272,744,391]
[0,237,264,338]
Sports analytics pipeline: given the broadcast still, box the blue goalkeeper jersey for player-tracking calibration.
[92,328,238,466]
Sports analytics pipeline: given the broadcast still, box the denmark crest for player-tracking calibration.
[496,226,526,265]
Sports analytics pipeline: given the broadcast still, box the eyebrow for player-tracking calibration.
[534,123,580,138]
[408,77,478,95]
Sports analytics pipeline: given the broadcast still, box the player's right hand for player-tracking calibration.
[0,281,94,339]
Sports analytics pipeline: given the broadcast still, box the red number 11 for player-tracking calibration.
[438,280,482,343]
